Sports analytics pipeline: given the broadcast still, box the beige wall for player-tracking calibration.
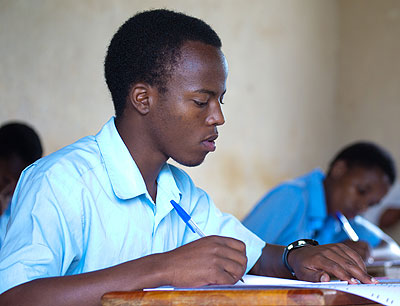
[0,0,399,221]
[337,0,400,166]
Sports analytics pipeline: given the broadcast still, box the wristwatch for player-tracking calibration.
[282,239,319,277]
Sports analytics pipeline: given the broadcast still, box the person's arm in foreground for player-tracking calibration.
[0,236,247,306]
[249,242,377,284]
[1,237,378,306]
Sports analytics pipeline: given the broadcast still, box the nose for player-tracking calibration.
[206,100,225,126]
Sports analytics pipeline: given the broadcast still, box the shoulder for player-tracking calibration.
[25,135,103,183]
[253,171,321,211]
[271,169,325,199]
[14,135,106,207]
[264,177,307,201]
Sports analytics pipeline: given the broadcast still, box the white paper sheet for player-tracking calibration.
[235,275,400,306]
[145,275,400,305]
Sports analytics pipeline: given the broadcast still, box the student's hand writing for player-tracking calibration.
[162,235,247,287]
[342,240,371,261]
[288,243,377,284]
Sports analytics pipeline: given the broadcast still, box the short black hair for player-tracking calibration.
[328,141,396,184]
[0,122,43,165]
[104,9,222,118]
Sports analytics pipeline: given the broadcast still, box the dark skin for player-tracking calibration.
[379,208,400,229]
[0,41,377,306]
[0,155,26,215]
[324,160,391,260]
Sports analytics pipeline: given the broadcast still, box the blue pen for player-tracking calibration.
[335,211,359,242]
[170,200,206,237]
[170,200,245,283]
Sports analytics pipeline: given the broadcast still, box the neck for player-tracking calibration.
[115,116,167,202]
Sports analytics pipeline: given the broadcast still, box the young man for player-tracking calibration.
[0,122,43,247]
[0,9,376,306]
[243,142,395,260]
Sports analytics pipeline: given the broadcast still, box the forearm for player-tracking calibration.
[248,244,293,279]
[0,253,169,306]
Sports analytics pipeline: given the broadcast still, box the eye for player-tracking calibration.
[356,186,368,196]
[193,100,208,107]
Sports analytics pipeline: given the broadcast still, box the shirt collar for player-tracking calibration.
[157,164,181,204]
[95,117,181,202]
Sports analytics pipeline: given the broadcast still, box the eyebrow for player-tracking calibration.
[193,89,226,96]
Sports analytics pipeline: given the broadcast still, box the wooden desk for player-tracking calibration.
[101,287,379,306]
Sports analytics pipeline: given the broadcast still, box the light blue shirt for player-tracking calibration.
[242,169,381,247]
[0,118,265,294]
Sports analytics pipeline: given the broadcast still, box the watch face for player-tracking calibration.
[283,239,319,277]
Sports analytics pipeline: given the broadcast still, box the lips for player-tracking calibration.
[201,134,218,152]
[204,134,218,142]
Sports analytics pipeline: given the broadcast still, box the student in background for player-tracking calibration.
[363,182,400,244]
[0,10,376,306]
[0,122,43,247]
[243,142,396,260]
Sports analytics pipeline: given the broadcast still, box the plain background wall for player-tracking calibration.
[1,0,399,222]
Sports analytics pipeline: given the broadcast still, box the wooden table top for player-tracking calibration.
[101,287,379,306]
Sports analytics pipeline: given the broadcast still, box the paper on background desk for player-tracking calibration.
[235,275,400,306]
[301,279,400,306]
[145,274,400,306]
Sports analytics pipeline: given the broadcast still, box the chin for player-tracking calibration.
[172,154,207,167]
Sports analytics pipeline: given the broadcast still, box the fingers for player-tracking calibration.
[210,235,247,253]
[319,272,330,282]
[315,244,372,283]
[291,243,376,284]
[166,235,248,287]
[343,240,371,261]
[299,255,360,283]
[326,243,367,271]
[208,235,247,261]
[203,236,247,283]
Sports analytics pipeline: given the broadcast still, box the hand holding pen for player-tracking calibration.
[170,200,246,283]
[336,211,371,261]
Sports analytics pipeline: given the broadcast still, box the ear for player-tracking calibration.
[127,83,156,115]
[329,160,348,179]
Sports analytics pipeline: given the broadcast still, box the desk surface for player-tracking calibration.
[101,287,379,306]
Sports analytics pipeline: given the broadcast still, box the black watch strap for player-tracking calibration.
[282,239,319,277]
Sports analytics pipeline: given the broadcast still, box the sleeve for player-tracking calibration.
[241,185,306,245]
[0,165,83,294]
